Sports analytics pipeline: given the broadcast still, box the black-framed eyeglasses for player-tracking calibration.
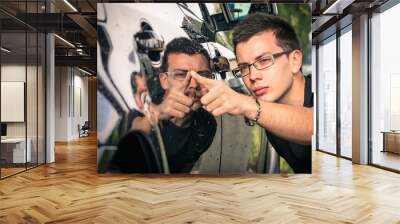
[165,70,215,80]
[232,50,292,78]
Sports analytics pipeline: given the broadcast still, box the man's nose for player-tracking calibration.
[248,65,263,81]
[187,77,199,89]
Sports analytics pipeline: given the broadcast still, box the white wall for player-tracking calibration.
[55,67,69,141]
[1,65,41,138]
[1,65,26,139]
[73,73,89,137]
[1,63,46,164]
[55,67,89,141]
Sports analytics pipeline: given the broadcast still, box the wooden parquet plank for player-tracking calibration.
[1,134,400,223]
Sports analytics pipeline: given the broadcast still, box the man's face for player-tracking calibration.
[236,31,297,103]
[160,53,210,111]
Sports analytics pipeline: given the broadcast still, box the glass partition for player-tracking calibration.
[27,30,38,169]
[317,35,337,155]
[38,32,45,165]
[1,30,28,177]
[0,1,46,179]
[339,27,352,158]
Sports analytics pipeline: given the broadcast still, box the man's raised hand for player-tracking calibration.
[157,72,193,120]
[190,71,250,117]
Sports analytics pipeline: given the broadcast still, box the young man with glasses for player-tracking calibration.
[191,13,313,173]
[132,37,217,173]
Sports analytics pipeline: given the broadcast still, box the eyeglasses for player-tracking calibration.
[232,50,291,78]
[165,70,215,80]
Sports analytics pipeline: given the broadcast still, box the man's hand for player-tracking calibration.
[156,73,193,121]
[190,71,251,117]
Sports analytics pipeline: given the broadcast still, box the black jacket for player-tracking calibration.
[133,108,217,173]
[265,75,313,173]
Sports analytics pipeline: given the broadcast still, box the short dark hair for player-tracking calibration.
[160,37,210,72]
[233,13,300,54]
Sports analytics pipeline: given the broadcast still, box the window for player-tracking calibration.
[317,35,337,154]
[370,3,400,171]
[339,27,352,158]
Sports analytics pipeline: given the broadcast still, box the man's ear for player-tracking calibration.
[159,72,169,90]
[290,50,303,74]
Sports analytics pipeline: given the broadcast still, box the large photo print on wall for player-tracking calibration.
[97,3,312,174]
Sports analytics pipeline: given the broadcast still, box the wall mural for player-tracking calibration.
[96,3,312,174]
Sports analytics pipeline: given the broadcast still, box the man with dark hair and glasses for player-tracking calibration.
[190,13,313,173]
[132,37,217,173]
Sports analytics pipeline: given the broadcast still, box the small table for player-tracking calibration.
[381,131,400,154]
[1,138,32,164]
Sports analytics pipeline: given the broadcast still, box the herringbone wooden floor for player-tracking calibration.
[1,134,400,223]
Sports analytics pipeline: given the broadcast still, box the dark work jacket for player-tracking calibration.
[265,75,313,173]
[133,108,216,173]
